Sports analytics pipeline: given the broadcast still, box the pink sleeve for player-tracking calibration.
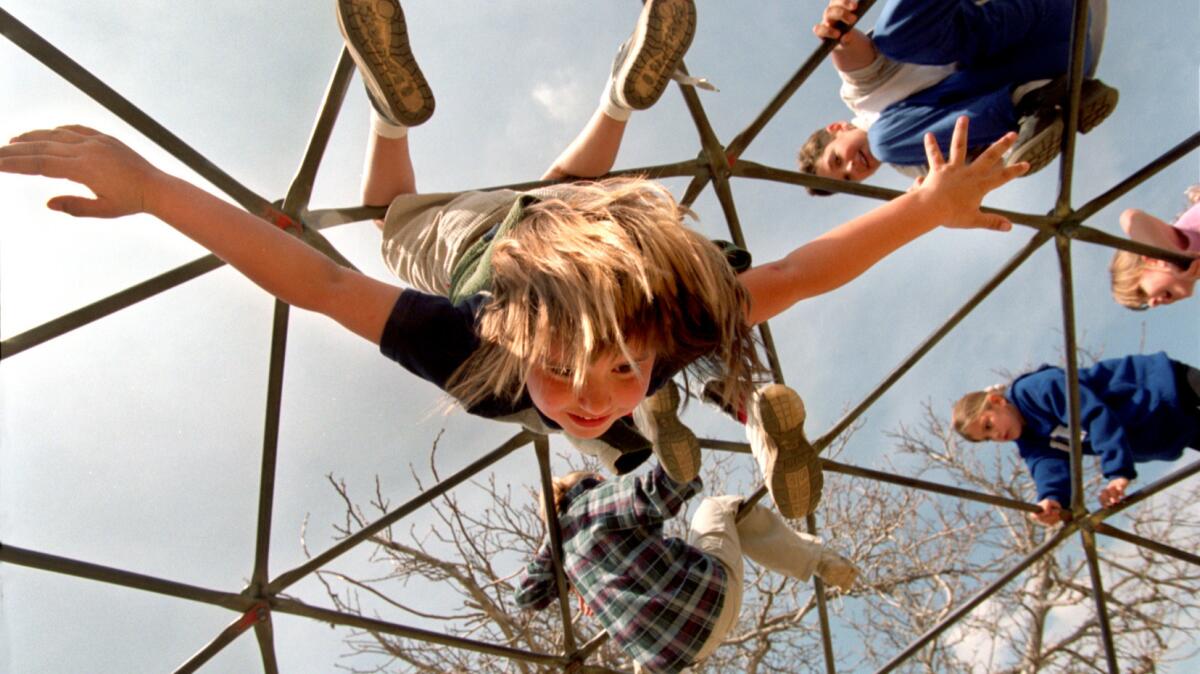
[1174,202,1200,253]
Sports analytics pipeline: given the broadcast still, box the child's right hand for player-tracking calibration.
[813,0,860,43]
[1030,498,1065,526]
[915,116,1028,232]
[0,125,162,219]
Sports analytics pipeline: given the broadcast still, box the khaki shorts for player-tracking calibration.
[380,187,565,295]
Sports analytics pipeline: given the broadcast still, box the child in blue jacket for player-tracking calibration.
[952,352,1200,525]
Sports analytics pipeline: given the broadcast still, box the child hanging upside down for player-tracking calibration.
[515,456,858,673]
[952,352,1200,526]
[1109,185,1200,309]
[0,0,1026,520]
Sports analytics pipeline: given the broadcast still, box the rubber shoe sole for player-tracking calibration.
[636,381,701,483]
[336,0,434,126]
[1008,112,1063,176]
[611,0,696,110]
[754,384,823,519]
[1078,79,1118,134]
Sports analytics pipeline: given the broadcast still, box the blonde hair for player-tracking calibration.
[1109,249,1149,311]
[447,177,762,410]
[538,471,599,523]
[951,386,1008,442]
[1109,183,1200,310]
[797,127,835,197]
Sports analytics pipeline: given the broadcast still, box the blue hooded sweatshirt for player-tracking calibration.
[1007,352,1198,505]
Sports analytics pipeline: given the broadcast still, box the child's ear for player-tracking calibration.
[986,392,1006,407]
[826,120,851,134]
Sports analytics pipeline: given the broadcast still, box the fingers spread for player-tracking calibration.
[948,116,969,165]
[924,132,945,171]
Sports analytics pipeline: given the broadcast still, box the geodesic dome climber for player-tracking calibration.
[2,1,1198,672]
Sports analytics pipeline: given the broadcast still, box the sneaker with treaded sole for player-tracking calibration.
[607,0,697,111]
[749,384,823,519]
[1077,78,1118,134]
[634,380,701,483]
[1008,107,1064,176]
[336,0,434,126]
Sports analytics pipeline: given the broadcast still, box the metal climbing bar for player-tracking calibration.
[251,301,291,591]
[281,50,356,218]
[1074,131,1200,223]
[0,7,276,218]
[175,605,269,674]
[1079,529,1121,673]
[1094,523,1200,567]
[874,524,1075,674]
[0,254,224,361]
[253,613,280,674]
[1053,236,1086,515]
[534,437,578,655]
[0,543,251,612]
[816,230,1053,451]
[270,596,568,666]
[267,430,534,594]
[806,513,837,674]
[1051,0,1093,214]
[724,0,880,164]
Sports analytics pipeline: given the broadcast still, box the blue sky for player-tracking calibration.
[2,1,1197,671]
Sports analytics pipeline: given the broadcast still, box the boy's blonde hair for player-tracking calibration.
[447,177,762,410]
[951,386,1007,441]
[1109,249,1149,310]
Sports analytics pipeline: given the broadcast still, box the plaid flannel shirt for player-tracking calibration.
[514,464,726,673]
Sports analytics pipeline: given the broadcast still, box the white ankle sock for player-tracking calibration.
[371,109,409,139]
[600,87,632,122]
[1012,78,1052,106]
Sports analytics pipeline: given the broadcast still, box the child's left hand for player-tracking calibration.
[1098,477,1130,507]
[916,116,1028,232]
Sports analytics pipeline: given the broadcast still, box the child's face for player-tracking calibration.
[964,396,1025,442]
[1139,261,1195,307]
[526,346,657,439]
[816,123,880,182]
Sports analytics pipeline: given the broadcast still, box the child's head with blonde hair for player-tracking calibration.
[447,177,762,438]
[1110,185,1200,310]
[952,385,1024,443]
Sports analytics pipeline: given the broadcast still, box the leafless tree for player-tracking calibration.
[306,410,1200,673]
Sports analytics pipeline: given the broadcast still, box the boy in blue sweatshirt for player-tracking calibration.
[952,352,1200,525]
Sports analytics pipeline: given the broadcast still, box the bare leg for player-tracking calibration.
[541,110,628,181]
[362,130,416,228]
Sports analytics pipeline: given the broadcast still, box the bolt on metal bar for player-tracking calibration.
[817,230,1053,451]
[1094,523,1200,567]
[1054,236,1086,515]
[1051,0,1092,215]
[281,50,355,218]
[0,255,224,361]
[0,8,274,217]
[534,437,578,655]
[174,605,267,674]
[0,543,251,612]
[268,430,533,594]
[874,524,1075,674]
[1074,131,1200,223]
[251,301,290,590]
[1079,529,1121,674]
[270,596,567,666]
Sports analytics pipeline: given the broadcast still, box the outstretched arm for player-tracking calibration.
[0,126,401,344]
[740,116,1026,325]
[813,0,877,73]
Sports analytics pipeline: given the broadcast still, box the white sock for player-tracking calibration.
[1011,78,1052,106]
[600,86,632,122]
[371,109,409,139]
